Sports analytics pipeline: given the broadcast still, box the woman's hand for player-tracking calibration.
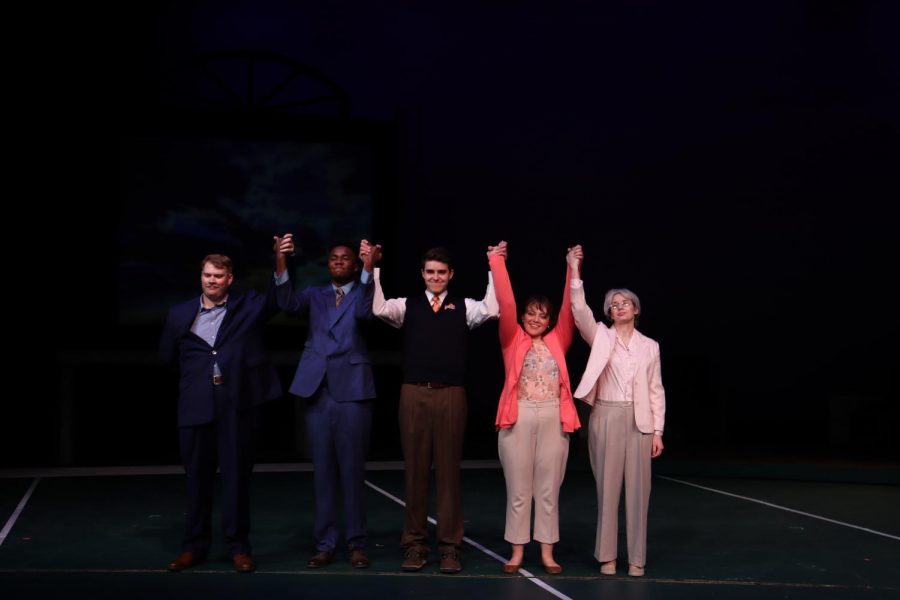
[651,433,664,458]
[566,244,582,267]
[487,240,508,259]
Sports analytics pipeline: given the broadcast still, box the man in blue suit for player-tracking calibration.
[160,251,283,573]
[274,234,377,569]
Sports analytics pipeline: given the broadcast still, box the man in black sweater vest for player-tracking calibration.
[364,241,500,573]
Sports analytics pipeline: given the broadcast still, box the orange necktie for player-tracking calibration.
[431,294,441,313]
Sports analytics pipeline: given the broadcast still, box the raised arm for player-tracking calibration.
[272,232,311,315]
[464,243,502,329]
[487,241,517,345]
[274,233,293,277]
[363,240,407,328]
[568,244,599,344]
[556,256,575,351]
[355,238,378,320]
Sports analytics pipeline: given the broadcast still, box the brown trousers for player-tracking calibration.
[399,383,467,551]
[589,401,653,567]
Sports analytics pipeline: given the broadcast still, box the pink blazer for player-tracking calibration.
[489,254,581,433]
[570,280,665,434]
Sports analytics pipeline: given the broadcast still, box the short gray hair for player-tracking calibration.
[602,288,641,321]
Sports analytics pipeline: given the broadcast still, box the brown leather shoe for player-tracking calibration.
[167,551,202,571]
[307,551,335,569]
[401,547,428,571]
[501,562,521,574]
[232,553,256,573]
[542,561,563,575]
[349,547,371,569]
[439,550,462,574]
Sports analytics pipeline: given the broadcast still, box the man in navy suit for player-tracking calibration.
[160,250,283,573]
[274,234,377,569]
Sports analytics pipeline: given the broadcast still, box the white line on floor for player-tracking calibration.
[0,478,40,547]
[364,479,574,600]
[659,475,900,541]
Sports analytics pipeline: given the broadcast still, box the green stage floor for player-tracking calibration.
[1,465,897,599]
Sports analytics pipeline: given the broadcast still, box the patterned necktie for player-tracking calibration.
[431,294,441,313]
[335,287,344,307]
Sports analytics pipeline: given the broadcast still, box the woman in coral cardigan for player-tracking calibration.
[568,244,665,578]
[488,241,581,575]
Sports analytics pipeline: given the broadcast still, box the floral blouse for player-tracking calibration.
[517,340,561,402]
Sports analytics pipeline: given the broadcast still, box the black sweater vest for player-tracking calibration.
[402,294,468,385]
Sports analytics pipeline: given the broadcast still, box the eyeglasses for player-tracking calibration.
[609,301,633,311]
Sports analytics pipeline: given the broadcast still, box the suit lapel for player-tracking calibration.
[214,292,244,347]
[574,324,614,400]
[173,302,206,347]
[630,329,648,361]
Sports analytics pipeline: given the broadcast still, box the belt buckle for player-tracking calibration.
[213,375,224,385]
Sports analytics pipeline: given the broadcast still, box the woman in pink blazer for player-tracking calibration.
[567,245,665,578]
[488,241,581,575]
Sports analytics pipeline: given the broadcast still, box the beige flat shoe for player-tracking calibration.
[600,560,616,575]
[628,564,645,577]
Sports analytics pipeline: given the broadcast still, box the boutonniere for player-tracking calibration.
[443,303,456,310]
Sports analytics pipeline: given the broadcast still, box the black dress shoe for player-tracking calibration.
[167,551,202,571]
[232,553,256,573]
[307,551,335,568]
[349,547,371,569]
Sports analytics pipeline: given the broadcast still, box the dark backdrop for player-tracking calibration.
[12,1,899,470]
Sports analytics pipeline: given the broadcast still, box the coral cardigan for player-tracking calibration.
[489,254,581,433]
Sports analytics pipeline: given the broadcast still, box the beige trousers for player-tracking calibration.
[498,400,570,544]
[589,401,653,566]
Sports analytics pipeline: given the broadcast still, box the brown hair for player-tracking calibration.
[200,254,233,274]
[520,295,558,334]
[420,247,453,270]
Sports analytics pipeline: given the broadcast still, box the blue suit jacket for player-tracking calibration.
[276,276,376,401]
[160,285,283,426]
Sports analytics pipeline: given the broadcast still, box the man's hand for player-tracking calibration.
[273,233,294,277]
[360,239,382,272]
[274,233,295,256]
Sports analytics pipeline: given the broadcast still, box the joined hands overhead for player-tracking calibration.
[360,239,383,272]
[487,240,508,259]
[273,233,295,256]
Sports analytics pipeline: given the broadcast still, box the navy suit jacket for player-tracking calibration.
[276,276,376,401]
[160,285,283,427]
